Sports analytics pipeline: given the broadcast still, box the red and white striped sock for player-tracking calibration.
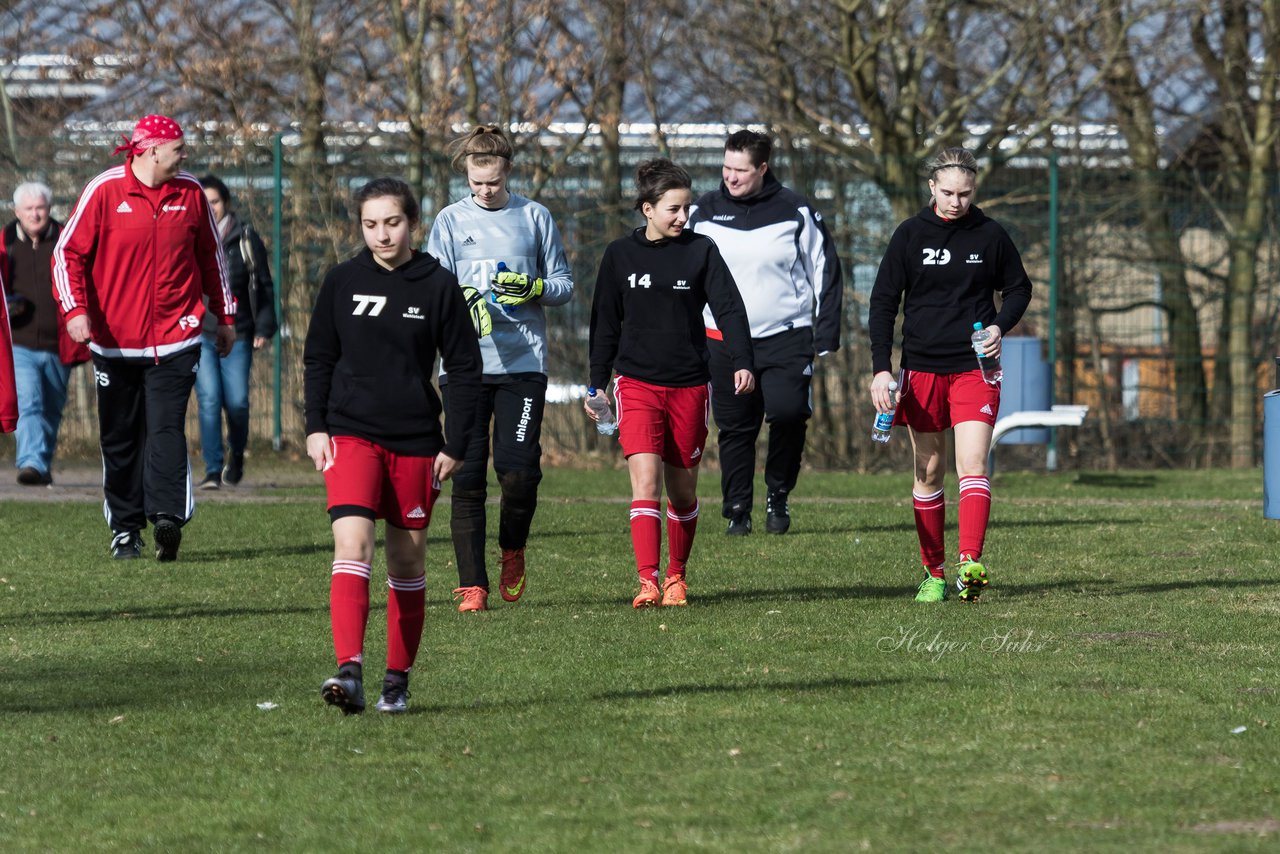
[385,573,426,673]
[629,500,662,583]
[665,500,699,578]
[330,559,371,666]
[958,476,992,562]
[912,488,946,576]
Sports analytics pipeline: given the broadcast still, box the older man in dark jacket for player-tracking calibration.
[3,182,88,485]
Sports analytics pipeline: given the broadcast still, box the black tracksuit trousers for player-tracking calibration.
[708,328,814,518]
[93,349,199,536]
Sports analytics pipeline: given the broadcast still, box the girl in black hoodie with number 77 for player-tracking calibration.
[303,177,485,715]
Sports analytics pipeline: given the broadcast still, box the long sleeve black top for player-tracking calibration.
[589,228,754,390]
[868,204,1033,375]
[303,248,482,458]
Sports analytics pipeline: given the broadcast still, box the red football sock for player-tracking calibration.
[913,488,946,576]
[629,500,662,583]
[958,476,992,561]
[330,559,371,666]
[665,500,699,578]
[385,573,426,673]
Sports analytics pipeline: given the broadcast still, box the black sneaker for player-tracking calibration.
[765,491,791,535]
[375,674,410,714]
[198,473,221,490]
[726,513,752,536]
[322,668,366,715]
[17,467,51,486]
[223,452,244,486]
[153,516,182,562]
[110,531,142,560]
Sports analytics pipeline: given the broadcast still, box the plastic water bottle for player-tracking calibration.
[586,388,617,436]
[871,381,898,443]
[971,323,1003,384]
[490,262,512,311]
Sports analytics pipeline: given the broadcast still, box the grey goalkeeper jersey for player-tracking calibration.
[426,193,574,377]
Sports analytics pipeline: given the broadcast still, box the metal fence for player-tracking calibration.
[3,129,1277,471]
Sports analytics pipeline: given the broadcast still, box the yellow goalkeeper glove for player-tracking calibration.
[461,285,492,337]
[491,270,544,306]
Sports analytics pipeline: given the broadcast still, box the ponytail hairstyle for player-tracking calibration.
[449,124,514,175]
[925,147,979,181]
[633,158,692,211]
[352,177,420,227]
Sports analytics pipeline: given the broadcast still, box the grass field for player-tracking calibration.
[1,466,1278,852]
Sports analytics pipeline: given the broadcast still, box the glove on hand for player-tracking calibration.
[461,285,493,338]
[491,270,544,306]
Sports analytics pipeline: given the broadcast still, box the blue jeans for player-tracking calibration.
[12,345,71,475]
[196,335,253,477]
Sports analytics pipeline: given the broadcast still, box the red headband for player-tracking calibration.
[113,115,184,157]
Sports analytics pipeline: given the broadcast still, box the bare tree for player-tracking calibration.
[1186,0,1280,467]
[550,0,631,235]
[1088,0,1210,455]
[690,0,1096,220]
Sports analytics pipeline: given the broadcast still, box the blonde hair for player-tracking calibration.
[449,124,514,175]
[925,147,979,181]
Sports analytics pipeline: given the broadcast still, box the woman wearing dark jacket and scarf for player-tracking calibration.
[195,174,278,489]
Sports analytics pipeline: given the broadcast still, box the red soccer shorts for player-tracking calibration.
[895,368,1000,432]
[614,376,710,468]
[323,435,440,529]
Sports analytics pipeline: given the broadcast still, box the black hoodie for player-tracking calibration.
[303,248,482,457]
[590,228,754,390]
[868,204,1032,375]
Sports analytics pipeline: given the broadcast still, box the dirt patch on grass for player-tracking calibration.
[0,463,319,504]
[1188,818,1280,834]
[1074,631,1172,641]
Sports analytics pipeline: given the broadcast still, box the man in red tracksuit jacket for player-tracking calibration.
[53,115,236,562]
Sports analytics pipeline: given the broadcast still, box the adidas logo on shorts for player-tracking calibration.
[406,506,426,519]
[980,404,994,415]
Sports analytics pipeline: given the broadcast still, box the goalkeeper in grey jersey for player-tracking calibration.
[426,124,574,612]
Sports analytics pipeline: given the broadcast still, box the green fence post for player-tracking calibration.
[272,131,284,452]
[1046,151,1060,471]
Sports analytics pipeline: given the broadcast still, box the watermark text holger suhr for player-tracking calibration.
[877,626,1058,662]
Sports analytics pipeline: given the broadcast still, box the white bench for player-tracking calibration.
[989,405,1089,471]
[992,404,1089,444]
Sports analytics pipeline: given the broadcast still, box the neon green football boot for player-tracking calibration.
[955,556,989,603]
[914,574,948,603]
